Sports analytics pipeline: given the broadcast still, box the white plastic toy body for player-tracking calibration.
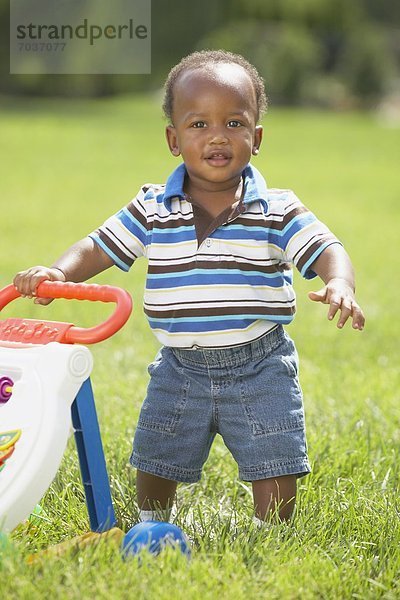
[0,342,93,533]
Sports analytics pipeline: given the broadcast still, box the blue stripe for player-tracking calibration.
[213,213,316,246]
[280,213,316,249]
[120,207,147,233]
[149,313,288,324]
[151,229,196,244]
[300,241,342,279]
[148,315,291,333]
[89,235,130,272]
[283,271,293,285]
[152,225,194,235]
[147,268,281,280]
[146,272,285,288]
[119,209,148,245]
[213,226,271,243]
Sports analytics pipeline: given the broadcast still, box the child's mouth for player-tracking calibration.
[205,152,232,167]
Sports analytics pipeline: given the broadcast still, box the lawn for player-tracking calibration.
[1,94,399,599]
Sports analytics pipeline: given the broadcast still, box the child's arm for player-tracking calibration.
[13,237,114,305]
[308,244,365,330]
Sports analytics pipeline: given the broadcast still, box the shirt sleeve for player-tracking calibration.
[280,191,342,279]
[88,185,149,271]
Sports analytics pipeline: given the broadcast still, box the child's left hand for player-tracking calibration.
[308,278,365,330]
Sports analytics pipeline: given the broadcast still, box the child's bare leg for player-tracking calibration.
[136,469,177,516]
[252,475,297,522]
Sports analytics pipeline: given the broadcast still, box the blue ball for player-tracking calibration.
[122,521,191,559]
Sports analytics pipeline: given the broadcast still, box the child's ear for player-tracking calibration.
[166,125,181,157]
[252,125,263,156]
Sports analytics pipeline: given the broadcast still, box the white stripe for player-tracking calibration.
[151,319,277,348]
[99,217,146,258]
[144,298,296,311]
[285,223,331,264]
[144,283,294,305]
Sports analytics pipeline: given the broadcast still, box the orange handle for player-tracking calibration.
[0,281,132,344]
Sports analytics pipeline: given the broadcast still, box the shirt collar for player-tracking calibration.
[162,163,269,213]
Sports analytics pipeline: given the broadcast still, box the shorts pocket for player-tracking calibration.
[239,340,304,437]
[250,414,304,437]
[138,351,190,435]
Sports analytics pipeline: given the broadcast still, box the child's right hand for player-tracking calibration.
[13,266,66,305]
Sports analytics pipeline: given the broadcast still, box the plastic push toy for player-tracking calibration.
[0,280,132,539]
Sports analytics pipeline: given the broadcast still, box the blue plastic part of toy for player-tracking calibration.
[122,522,191,559]
[71,378,116,532]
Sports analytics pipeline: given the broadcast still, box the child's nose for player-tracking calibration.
[208,126,228,144]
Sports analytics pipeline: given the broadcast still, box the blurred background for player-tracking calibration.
[1,0,400,111]
[1,7,400,590]
[1,0,399,325]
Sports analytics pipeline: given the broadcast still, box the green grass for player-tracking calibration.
[1,94,399,599]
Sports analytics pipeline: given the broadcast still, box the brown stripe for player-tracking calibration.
[231,205,308,231]
[144,304,295,319]
[150,216,194,230]
[126,202,147,230]
[295,236,339,273]
[146,208,193,221]
[138,204,309,235]
[97,229,136,266]
[104,227,140,259]
[145,297,295,308]
[281,205,309,228]
[148,252,278,264]
[147,259,284,275]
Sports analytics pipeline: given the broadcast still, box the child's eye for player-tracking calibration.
[192,121,206,128]
[227,120,242,128]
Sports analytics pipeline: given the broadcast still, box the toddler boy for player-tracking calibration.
[14,50,365,525]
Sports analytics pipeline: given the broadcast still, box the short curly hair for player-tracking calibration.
[162,49,268,124]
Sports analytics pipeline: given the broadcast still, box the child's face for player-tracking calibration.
[166,64,263,191]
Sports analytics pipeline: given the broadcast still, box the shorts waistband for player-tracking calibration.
[171,325,285,369]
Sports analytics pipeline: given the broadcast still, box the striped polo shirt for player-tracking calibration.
[89,163,341,348]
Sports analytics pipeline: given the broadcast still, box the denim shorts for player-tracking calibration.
[131,325,311,483]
